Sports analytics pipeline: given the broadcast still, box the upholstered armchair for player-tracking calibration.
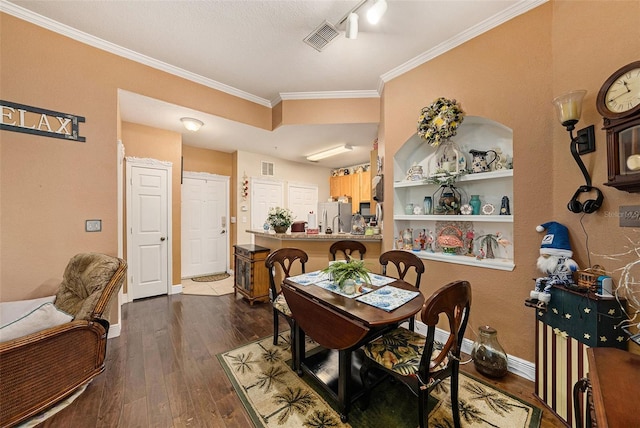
[0,253,126,427]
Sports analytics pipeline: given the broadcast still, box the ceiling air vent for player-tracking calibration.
[303,21,340,52]
[261,161,274,176]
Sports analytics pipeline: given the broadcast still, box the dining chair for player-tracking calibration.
[379,249,425,331]
[265,248,308,346]
[329,240,367,261]
[359,280,472,428]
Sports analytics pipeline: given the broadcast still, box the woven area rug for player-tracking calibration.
[191,272,230,282]
[218,333,542,428]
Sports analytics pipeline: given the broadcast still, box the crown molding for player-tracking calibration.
[380,0,548,84]
[0,0,272,108]
[278,90,380,102]
[2,0,547,107]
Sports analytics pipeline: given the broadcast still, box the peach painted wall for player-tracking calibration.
[0,12,278,298]
[382,1,640,361]
[280,98,380,125]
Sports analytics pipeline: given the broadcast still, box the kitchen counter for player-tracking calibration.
[246,230,382,241]
[247,230,383,278]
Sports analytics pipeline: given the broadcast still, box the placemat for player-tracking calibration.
[356,285,420,311]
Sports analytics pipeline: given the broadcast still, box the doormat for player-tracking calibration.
[218,332,542,428]
[191,273,230,282]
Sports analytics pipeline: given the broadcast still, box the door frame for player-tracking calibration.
[125,156,173,303]
[182,171,230,277]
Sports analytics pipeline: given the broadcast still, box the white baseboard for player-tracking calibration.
[412,320,535,382]
[171,283,182,294]
[108,323,121,339]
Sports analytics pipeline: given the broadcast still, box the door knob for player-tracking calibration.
[160,237,166,241]
[221,230,226,234]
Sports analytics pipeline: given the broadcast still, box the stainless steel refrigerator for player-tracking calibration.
[318,202,352,234]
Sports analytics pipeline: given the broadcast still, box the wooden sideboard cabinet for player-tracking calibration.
[234,244,270,305]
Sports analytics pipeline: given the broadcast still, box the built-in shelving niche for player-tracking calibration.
[393,116,515,271]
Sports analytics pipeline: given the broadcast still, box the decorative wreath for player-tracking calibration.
[417,97,465,147]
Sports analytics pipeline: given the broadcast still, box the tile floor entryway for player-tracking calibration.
[181,275,234,296]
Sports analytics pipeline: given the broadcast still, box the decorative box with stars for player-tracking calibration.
[536,285,627,348]
[534,285,627,426]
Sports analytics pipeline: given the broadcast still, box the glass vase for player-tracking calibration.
[433,185,461,215]
[423,196,433,215]
[469,195,481,215]
[471,325,508,378]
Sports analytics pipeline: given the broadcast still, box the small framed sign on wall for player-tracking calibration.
[0,100,85,142]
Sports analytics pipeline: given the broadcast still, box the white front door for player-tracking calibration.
[126,158,172,301]
[288,183,318,222]
[182,173,229,278]
[251,178,284,230]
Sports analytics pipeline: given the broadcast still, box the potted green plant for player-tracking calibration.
[266,207,294,233]
[322,257,372,295]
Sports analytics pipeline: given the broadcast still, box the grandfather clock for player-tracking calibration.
[596,60,640,192]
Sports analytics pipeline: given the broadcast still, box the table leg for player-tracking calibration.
[294,324,305,376]
[338,349,351,422]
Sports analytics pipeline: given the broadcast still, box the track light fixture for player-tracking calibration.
[346,13,359,39]
[366,0,388,25]
[337,0,387,40]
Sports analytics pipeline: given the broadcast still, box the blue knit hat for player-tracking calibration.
[536,221,573,257]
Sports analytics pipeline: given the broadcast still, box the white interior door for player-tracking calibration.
[126,158,172,301]
[251,178,284,230]
[288,183,318,222]
[182,173,229,278]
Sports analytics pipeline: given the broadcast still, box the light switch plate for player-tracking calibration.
[85,219,102,232]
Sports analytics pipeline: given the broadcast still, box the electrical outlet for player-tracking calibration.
[85,219,102,232]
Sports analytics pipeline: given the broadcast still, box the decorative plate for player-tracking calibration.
[482,203,496,215]
[460,204,473,215]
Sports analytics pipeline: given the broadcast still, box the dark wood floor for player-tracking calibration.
[40,293,565,427]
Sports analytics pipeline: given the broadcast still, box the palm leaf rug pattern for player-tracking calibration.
[217,333,541,428]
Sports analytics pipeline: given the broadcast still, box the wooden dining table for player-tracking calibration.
[281,274,425,422]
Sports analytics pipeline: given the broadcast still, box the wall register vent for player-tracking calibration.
[261,161,274,176]
[303,21,340,52]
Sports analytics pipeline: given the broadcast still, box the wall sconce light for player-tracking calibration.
[552,90,603,213]
[306,144,353,162]
[180,117,204,132]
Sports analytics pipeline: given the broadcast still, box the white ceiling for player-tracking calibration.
[3,0,543,168]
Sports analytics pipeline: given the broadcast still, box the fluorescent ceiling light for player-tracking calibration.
[367,0,387,25]
[346,13,359,39]
[180,117,204,132]
[306,144,353,161]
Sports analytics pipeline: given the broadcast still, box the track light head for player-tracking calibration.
[367,0,387,25]
[346,13,359,39]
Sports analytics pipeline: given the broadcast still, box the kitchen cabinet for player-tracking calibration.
[393,116,514,271]
[359,170,371,201]
[330,170,371,214]
[233,244,271,305]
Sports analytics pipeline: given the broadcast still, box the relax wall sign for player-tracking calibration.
[0,100,85,142]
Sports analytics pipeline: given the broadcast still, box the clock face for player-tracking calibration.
[604,67,640,113]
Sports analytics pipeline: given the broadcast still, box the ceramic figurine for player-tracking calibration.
[500,196,511,215]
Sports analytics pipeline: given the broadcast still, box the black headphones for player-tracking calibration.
[567,185,604,214]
